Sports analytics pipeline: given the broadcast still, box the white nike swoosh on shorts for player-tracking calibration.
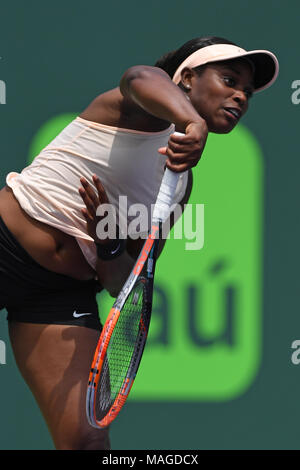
[73,311,93,318]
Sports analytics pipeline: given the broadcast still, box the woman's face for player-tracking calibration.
[185,58,255,133]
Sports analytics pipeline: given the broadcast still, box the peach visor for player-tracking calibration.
[172,44,279,93]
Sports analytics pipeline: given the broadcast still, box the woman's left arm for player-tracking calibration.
[79,175,137,297]
[79,171,192,296]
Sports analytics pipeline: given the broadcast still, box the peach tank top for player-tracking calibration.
[6,117,188,270]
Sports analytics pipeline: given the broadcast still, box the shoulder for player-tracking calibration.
[80,65,172,132]
[80,86,170,132]
[120,65,171,87]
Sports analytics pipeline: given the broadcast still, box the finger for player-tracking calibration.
[81,207,94,222]
[78,187,97,217]
[158,147,167,155]
[165,160,190,173]
[80,178,99,209]
[170,132,186,142]
[167,140,196,154]
[92,174,109,204]
[165,148,192,165]
[169,133,195,145]
[169,135,205,152]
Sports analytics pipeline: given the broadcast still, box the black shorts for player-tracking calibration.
[0,216,103,331]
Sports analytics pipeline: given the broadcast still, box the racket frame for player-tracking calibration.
[86,224,160,428]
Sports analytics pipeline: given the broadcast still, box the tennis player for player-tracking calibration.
[0,36,278,450]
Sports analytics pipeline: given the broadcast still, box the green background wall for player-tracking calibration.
[0,0,299,450]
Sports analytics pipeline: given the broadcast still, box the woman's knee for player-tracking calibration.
[55,427,111,450]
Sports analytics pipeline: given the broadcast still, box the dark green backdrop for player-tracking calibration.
[0,0,299,450]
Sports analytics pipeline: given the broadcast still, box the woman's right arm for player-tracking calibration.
[120,65,208,172]
[120,66,201,132]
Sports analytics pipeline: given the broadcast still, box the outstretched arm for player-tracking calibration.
[120,66,201,133]
[120,65,208,173]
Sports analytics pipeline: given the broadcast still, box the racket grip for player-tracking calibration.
[152,131,185,223]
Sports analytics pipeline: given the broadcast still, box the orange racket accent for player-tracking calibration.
[88,307,121,388]
[96,377,135,428]
[139,316,147,333]
[133,225,158,276]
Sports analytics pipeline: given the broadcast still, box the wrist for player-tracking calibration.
[95,225,126,261]
[185,118,208,133]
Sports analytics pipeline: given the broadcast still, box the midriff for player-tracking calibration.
[0,186,95,280]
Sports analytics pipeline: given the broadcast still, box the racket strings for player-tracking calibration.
[96,279,148,421]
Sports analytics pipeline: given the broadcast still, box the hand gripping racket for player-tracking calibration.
[86,131,184,429]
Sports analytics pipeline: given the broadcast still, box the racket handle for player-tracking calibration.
[152,131,185,223]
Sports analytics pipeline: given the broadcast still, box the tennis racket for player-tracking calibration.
[86,131,184,429]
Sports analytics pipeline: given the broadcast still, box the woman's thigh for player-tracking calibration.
[8,321,110,450]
